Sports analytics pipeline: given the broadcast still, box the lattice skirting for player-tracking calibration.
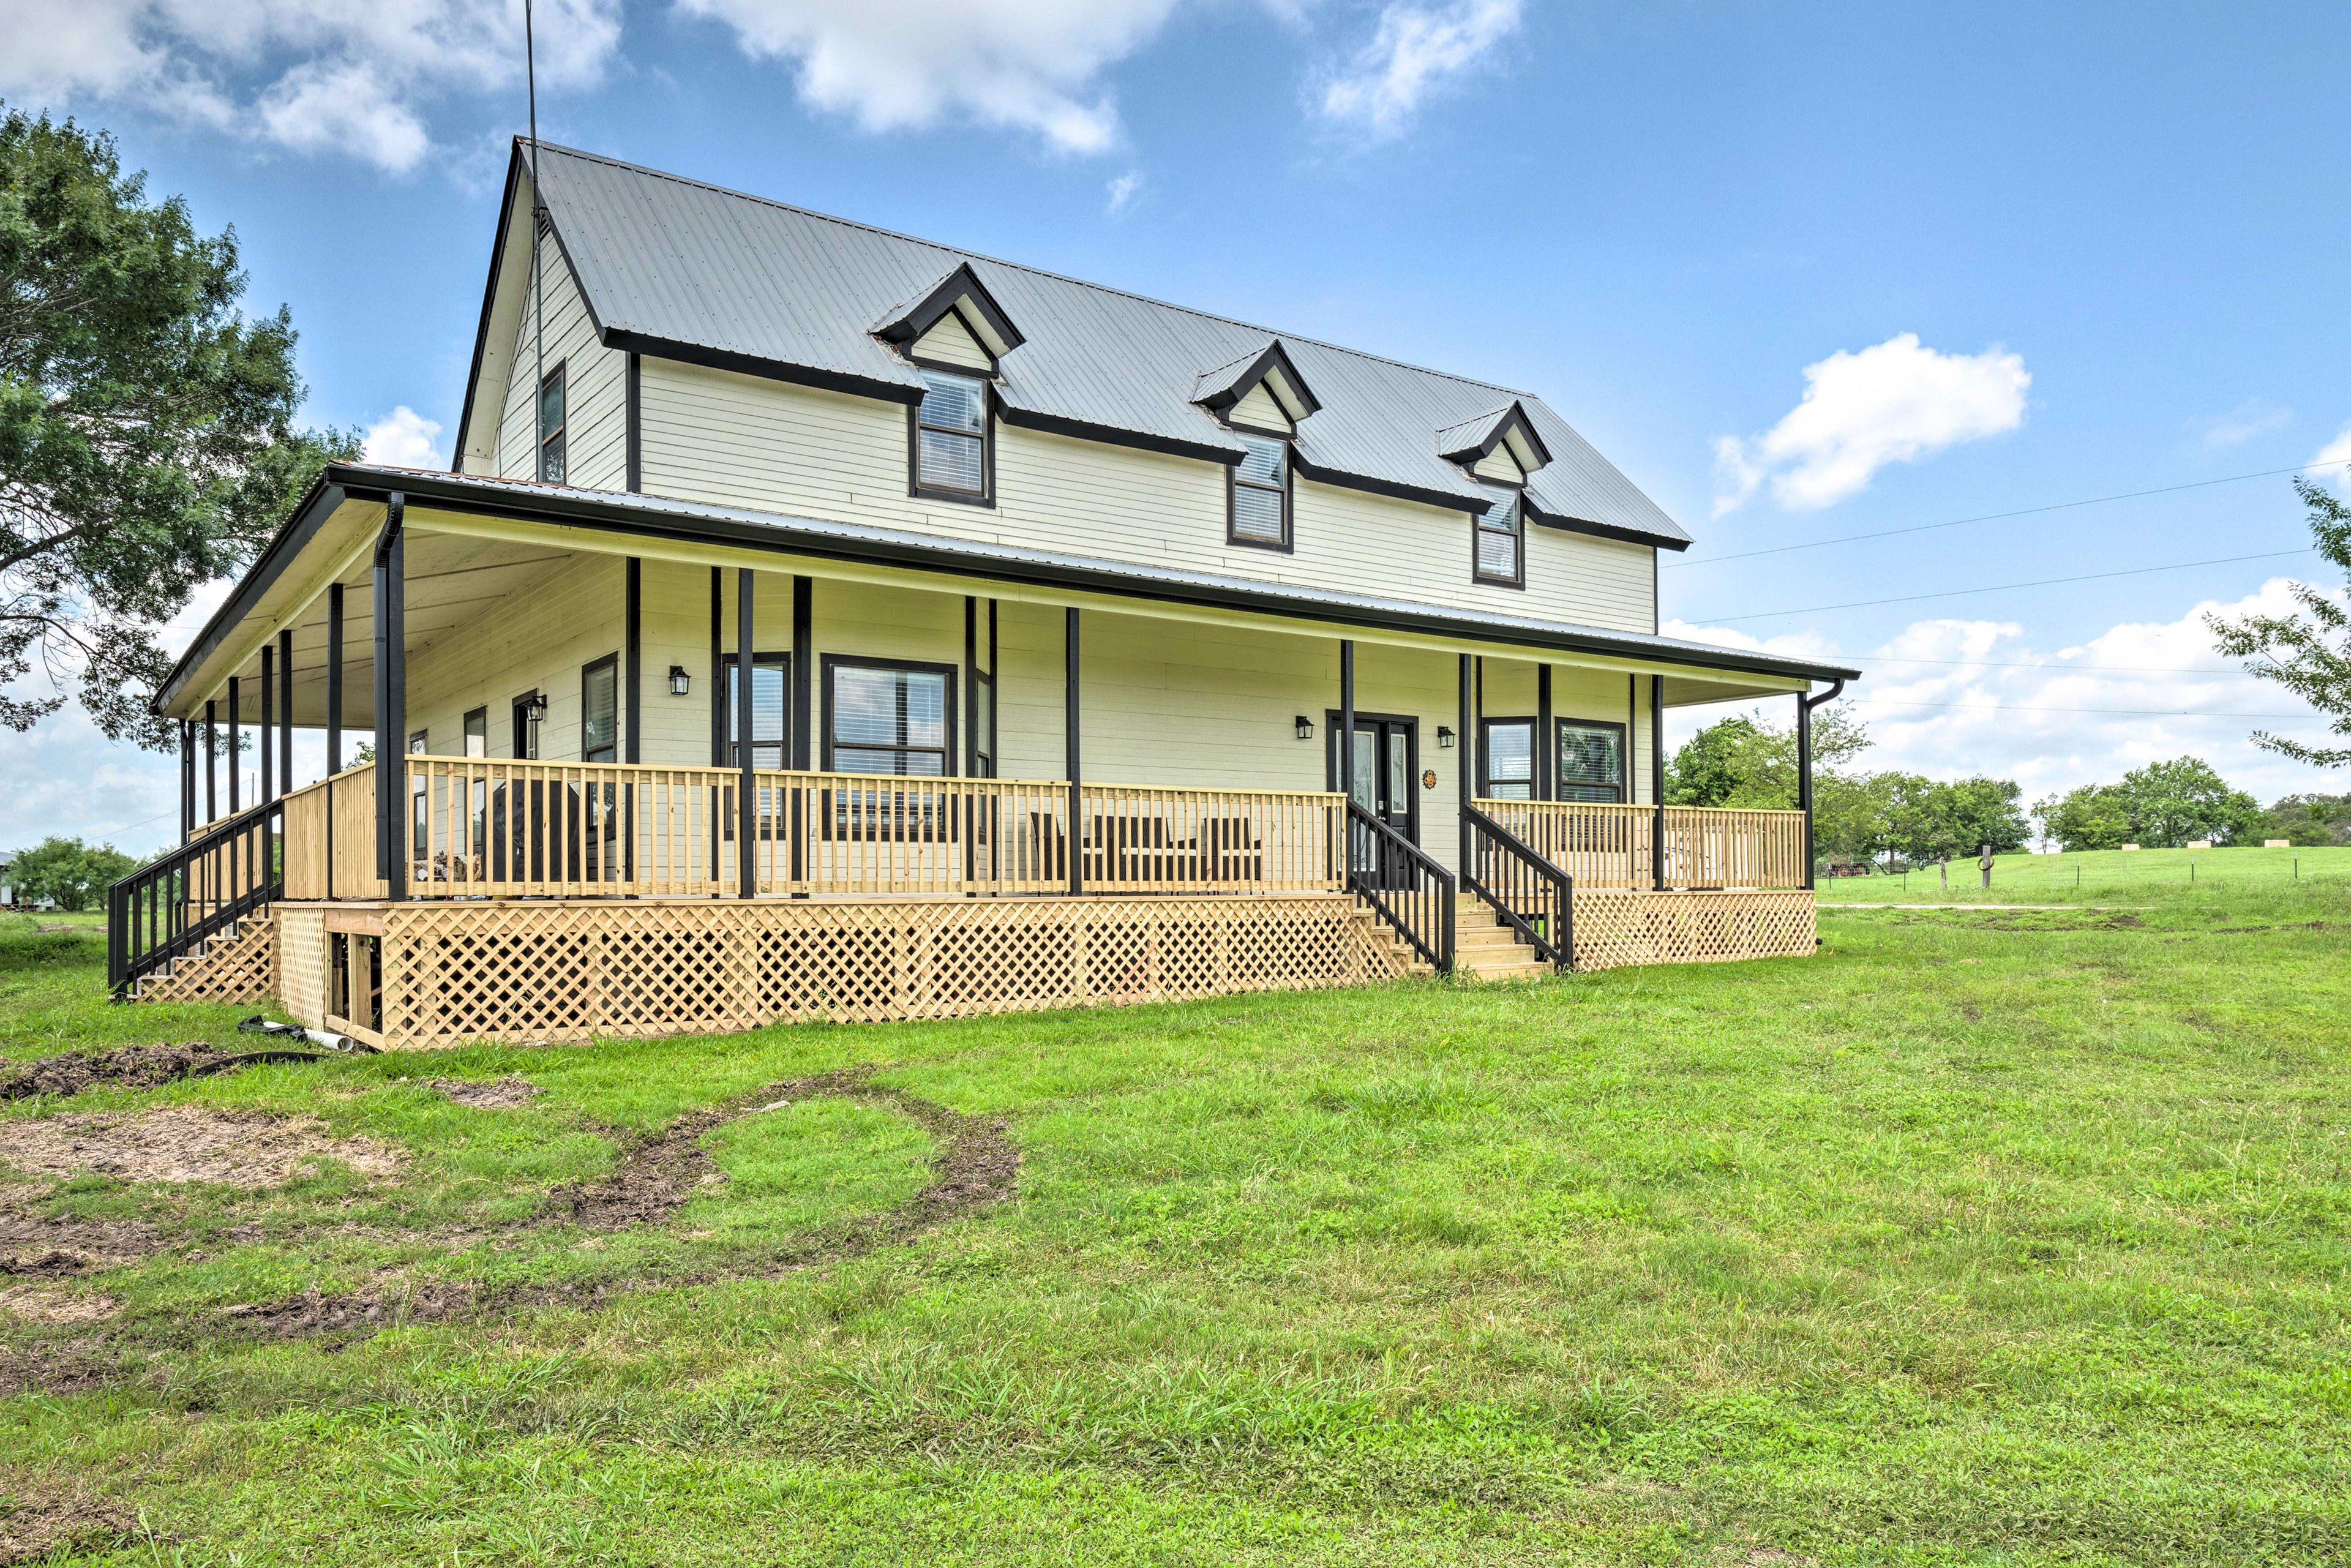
[1569,890,1815,972]
[135,914,278,1004]
[266,895,1406,1051]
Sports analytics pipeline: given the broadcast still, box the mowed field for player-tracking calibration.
[1,879,2347,1566]
[1817,843,2351,904]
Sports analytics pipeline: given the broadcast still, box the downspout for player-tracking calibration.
[1797,678,1847,891]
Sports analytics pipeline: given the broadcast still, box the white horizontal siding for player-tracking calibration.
[635,359,1657,634]
[496,242,628,492]
[912,312,991,371]
[1228,383,1291,433]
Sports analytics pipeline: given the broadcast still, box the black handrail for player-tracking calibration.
[1461,804,1574,970]
[1345,802,1454,975]
[107,804,283,998]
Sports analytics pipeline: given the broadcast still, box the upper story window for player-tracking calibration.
[913,369,990,501]
[536,364,566,484]
[1474,490,1523,587]
[1229,435,1291,549]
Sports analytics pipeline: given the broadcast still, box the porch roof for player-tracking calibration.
[157,463,1859,719]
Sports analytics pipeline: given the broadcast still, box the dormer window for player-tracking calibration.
[1474,489,1523,587]
[915,369,989,499]
[1229,435,1290,549]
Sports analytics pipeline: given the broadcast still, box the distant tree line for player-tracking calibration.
[4,836,140,910]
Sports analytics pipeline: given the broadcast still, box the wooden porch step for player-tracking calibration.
[1458,956,1548,982]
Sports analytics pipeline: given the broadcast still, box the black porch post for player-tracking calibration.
[227,677,241,816]
[708,566,724,767]
[737,568,757,896]
[278,628,293,799]
[258,642,274,803]
[1458,654,1473,871]
[178,721,193,842]
[791,576,812,770]
[326,584,344,775]
[624,558,642,763]
[1649,673,1665,890]
[1338,640,1355,799]
[1796,689,1814,891]
[1536,664,1553,801]
[373,493,406,901]
[1065,607,1082,895]
[204,700,217,823]
[963,597,978,777]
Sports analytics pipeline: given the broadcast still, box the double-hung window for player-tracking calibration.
[1478,719,1534,800]
[537,365,566,484]
[1556,721,1626,803]
[913,370,988,499]
[1474,489,1523,587]
[827,658,955,776]
[581,655,618,763]
[724,653,790,768]
[1229,435,1290,549]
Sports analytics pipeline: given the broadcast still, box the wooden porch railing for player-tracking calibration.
[1474,799,1807,890]
[340,757,1349,900]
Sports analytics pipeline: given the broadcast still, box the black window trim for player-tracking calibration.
[719,649,792,770]
[536,359,568,484]
[908,367,996,508]
[1554,716,1629,804]
[1472,482,1526,590]
[462,705,489,759]
[820,652,960,775]
[1476,715,1537,799]
[511,691,541,760]
[580,651,620,763]
[1225,428,1294,553]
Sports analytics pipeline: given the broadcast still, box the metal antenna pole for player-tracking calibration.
[526,0,545,476]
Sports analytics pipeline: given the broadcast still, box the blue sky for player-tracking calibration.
[6,0,2349,850]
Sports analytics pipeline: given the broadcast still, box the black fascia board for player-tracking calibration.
[1196,340,1322,421]
[873,261,1026,355]
[995,402,1240,464]
[1524,498,1693,552]
[1290,454,1486,516]
[327,466,1859,684]
[451,145,527,477]
[154,474,350,710]
[605,329,924,405]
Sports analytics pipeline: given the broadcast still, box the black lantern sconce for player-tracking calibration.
[668,664,691,696]
[1436,726,1456,749]
[1294,714,1314,741]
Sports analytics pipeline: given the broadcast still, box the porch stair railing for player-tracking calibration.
[1344,801,1454,975]
[107,800,282,998]
[1461,804,1574,971]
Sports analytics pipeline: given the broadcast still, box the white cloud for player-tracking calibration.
[0,0,621,173]
[1105,169,1143,214]
[361,405,447,470]
[2191,397,2292,449]
[1665,577,2351,809]
[2309,418,2351,487]
[673,0,1185,154]
[1712,332,2030,517]
[1318,0,1521,140]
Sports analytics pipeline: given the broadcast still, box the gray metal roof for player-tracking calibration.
[527,141,1693,547]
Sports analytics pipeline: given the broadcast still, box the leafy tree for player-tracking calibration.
[2034,783,2133,850]
[1,108,355,747]
[2116,756,2260,847]
[5,835,138,910]
[1876,773,2030,861]
[2206,478,2351,765]
[2254,792,2350,847]
[1667,703,1870,809]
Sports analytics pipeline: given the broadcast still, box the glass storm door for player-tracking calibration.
[1329,713,1417,887]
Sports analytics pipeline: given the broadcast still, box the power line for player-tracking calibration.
[1690,547,2316,625]
[1842,653,2248,675]
[1845,696,2318,719]
[1666,458,2351,570]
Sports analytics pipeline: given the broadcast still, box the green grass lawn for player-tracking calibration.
[2,885,2348,1564]
[1818,842,2351,904]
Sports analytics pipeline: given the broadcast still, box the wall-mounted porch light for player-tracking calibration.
[520,692,549,719]
[1436,725,1456,749]
[1294,714,1314,741]
[668,664,691,696]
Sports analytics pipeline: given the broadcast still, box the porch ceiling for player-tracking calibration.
[159,462,1855,721]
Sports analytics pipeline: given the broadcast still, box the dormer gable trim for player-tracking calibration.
[1436,400,1553,481]
[1193,339,1322,429]
[872,261,1026,367]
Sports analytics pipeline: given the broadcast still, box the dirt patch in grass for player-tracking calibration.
[0,1284,116,1324]
[0,1214,167,1276]
[0,1106,402,1188]
[216,1067,1021,1345]
[430,1075,542,1109]
[0,1485,137,1564]
[0,1043,231,1101]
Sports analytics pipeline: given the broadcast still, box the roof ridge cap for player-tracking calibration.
[520,137,1547,403]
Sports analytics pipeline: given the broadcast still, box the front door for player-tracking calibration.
[1327,711,1418,886]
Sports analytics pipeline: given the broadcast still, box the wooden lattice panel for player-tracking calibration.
[275,907,328,1027]
[1569,890,1815,972]
[372,895,1408,1049]
[137,914,277,1004]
